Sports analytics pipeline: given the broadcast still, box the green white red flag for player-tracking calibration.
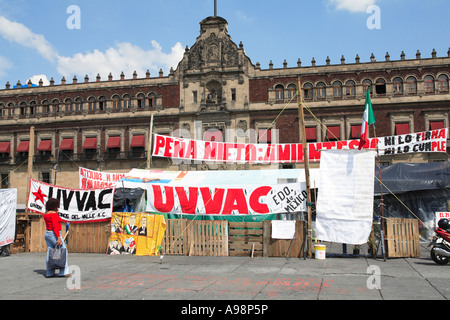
[358,89,376,150]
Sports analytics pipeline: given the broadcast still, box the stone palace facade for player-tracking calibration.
[0,15,449,205]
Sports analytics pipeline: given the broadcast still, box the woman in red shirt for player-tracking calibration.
[44,198,69,277]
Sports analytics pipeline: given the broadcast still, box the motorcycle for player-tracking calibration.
[429,218,450,265]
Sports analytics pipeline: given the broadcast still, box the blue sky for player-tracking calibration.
[0,0,449,87]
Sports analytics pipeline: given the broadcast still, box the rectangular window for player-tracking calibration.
[305,127,317,142]
[193,91,197,103]
[231,89,236,101]
[40,172,51,184]
[429,120,445,130]
[326,126,340,141]
[1,173,9,188]
[395,123,410,135]
[258,129,271,144]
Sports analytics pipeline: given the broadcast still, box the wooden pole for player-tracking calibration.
[146,113,154,170]
[24,125,35,252]
[297,78,313,258]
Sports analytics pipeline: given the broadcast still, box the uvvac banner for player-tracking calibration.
[108,212,166,256]
[27,179,114,223]
[145,183,308,216]
[152,128,447,164]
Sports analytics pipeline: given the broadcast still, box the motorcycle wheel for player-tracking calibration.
[431,244,450,265]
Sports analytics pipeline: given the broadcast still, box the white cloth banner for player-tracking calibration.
[0,189,17,247]
[27,179,115,223]
[79,167,126,189]
[145,183,307,216]
[315,149,376,245]
[152,128,447,164]
[271,220,296,239]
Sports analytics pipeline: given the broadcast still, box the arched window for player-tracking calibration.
[7,103,14,117]
[332,81,342,98]
[438,74,449,92]
[0,103,4,117]
[52,99,60,113]
[123,94,132,108]
[286,84,297,100]
[148,93,157,108]
[363,79,372,95]
[303,83,313,100]
[112,95,121,109]
[316,82,326,99]
[65,98,73,112]
[98,96,106,110]
[375,78,386,95]
[42,100,49,114]
[275,84,284,101]
[88,97,97,111]
[137,93,146,108]
[345,80,355,97]
[406,76,417,94]
[424,75,435,93]
[393,77,403,94]
[74,97,83,111]
[29,101,36,115]
[19,101,27,116]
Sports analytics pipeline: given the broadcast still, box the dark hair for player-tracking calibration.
[45,198,60,212]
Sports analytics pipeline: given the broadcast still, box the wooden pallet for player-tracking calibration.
[228,222,266,257]
[385,218,420,258]
[186,220,228,256]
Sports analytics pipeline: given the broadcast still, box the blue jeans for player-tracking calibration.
[45,230,69,277]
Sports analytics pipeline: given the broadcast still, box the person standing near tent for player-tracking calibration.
[43,198,69,277]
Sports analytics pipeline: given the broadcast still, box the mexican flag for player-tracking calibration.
[358,89,375,150]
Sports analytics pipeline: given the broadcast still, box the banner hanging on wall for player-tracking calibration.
[0,189,17,247]
[152,128,447,164]
[108,212,166,256]
[27,179,115,223]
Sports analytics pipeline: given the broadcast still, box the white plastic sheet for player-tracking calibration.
[0,189,17,247]
[316,150,376,245]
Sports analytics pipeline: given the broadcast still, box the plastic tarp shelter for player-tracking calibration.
[373,162,450,241]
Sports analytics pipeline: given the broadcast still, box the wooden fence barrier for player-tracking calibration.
[385,218,420,258]
[162,219,187,255]
[28,214,110,253]
[25,215,304,258]
[228,221,266,257]
[161,219,228,256]
[266,220,306,258]
[187,220,228,256]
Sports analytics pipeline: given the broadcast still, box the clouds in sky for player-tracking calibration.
[56,41,184,81]
[0,56,12,78]
[0,16,57,62]
[328,0,379,13]
[0,15,184,84]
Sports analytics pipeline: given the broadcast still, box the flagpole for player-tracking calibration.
[372,123,387,262]
[365,86,386,261]
[297,78,313,259]
[146,113,154,170]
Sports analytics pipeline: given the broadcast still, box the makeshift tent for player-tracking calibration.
[113,188,145,212]
[373,162,450,241]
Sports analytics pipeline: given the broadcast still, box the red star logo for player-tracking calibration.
[32,186,47,205]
